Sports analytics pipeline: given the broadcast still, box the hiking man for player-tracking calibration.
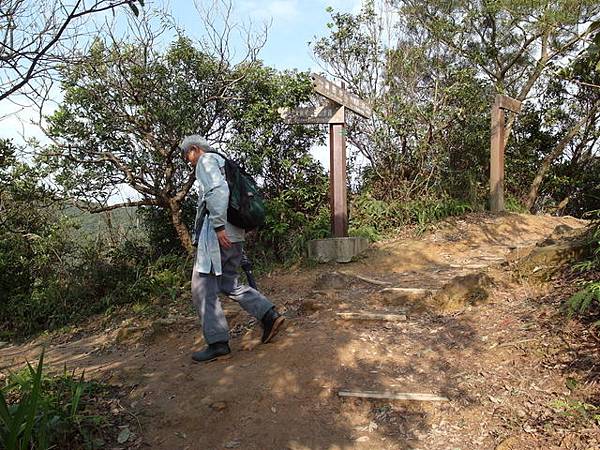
[180,135,285,363]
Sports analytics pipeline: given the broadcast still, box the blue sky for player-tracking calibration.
[0,0,363,144]
[0,0,368,203]
[172,0,362,71]
[167,0,364,170]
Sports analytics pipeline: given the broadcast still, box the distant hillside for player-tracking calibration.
[62,206,142,236]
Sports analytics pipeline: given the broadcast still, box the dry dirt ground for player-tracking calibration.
[2,212,600,450]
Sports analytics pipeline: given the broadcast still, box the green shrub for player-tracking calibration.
[0,230,190,340]
[349,192,476,237]
[505,194,529,213]
[567,281,600,318]
[0,351,116,450]
[251,194,330,269]
[550,399,600,425]
[349,225,381,242]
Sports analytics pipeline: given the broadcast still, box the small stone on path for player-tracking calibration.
[210,401,228,412]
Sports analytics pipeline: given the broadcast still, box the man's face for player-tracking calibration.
[183,145,202,166]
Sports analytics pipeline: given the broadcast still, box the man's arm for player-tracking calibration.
[196,154,231,248]
[191,195,206,247]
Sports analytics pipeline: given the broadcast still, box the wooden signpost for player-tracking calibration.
[490,94,522,213]
[279,74,372,237]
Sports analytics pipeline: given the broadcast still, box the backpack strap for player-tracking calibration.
[205,150,229,163]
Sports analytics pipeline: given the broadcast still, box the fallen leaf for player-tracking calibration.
[117,427,131,444]
[488,395,502,404]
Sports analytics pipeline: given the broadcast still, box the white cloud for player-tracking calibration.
[0,102,51,145]
[240,0,300,23]
[319,0,363,14]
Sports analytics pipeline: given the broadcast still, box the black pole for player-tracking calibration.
[240,249,258,290]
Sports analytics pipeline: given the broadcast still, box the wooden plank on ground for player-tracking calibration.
[336,312,406,321]
[448,264,487,269]
[380,287,432,295]
[338,390,449,401]
[337,271,392,286]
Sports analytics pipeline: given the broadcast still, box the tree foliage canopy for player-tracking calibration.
[44,33,323,251]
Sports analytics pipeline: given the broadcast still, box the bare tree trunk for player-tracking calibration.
[525,112,592,212]
[556,196,570,215]
[169,200,193,253]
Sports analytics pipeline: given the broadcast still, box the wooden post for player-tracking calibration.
[330,110,348,237]
[490,97,505,213]
[490,94,522,213]
[282,74,373,237]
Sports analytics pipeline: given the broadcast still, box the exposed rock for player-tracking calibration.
[115,325,143,343]
[147,317,180,339]
[495,435,520,450]
[432,272,493,312]
[517,234,591,281]
[155,316,179,326]
[494,434,538,450]
[380,287,434,303]
[210,401,228,412]
[313,271,351,290]
[553,223,576,235]
[240,328,261,351]
[200,396,213,406]
[300,298,324,315]
[536,223,577,247]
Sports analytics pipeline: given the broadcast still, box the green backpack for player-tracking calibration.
[208,151,265,231]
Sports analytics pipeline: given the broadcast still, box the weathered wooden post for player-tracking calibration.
[329,107,347,237]
[490,94,522,213]
[278,74,372,261]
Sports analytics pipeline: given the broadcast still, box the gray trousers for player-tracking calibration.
[191,243,274,344]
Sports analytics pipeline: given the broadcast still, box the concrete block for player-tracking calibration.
[307,237,369,263]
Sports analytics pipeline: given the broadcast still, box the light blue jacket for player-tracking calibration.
[193,153,245,275]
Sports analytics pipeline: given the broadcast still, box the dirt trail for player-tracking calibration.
[2,213,598,450]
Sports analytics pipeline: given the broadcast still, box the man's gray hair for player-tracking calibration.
[179,135,213,153]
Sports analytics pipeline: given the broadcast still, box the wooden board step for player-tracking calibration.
[337,271,392,286]
[379,287,434,295]
[336,312,406,321]
[338,390,449,401]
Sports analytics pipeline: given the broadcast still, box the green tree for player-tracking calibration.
[0,0,144,103]
[313,1,493,202]
[0,139,74,336]
[44,31,322,252]
[397,0,599,101]
[395,0,600,210]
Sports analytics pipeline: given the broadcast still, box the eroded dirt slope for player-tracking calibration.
[2,213,598,450]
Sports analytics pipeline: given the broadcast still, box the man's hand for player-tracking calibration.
[216,229,232,249]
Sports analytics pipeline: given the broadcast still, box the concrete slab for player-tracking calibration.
[307,237,369,263]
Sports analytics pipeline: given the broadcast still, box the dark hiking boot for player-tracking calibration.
[261,308,285,344]
[192,342,231,363]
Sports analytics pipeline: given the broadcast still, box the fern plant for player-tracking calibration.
[567,210,600,318]
[568,282,600,317]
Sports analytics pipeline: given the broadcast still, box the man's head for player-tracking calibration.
[179,135,213,166]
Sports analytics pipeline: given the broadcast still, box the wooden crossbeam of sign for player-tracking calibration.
[278,103,345,124]
[311,73,372,118]
[495,94,522,113]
